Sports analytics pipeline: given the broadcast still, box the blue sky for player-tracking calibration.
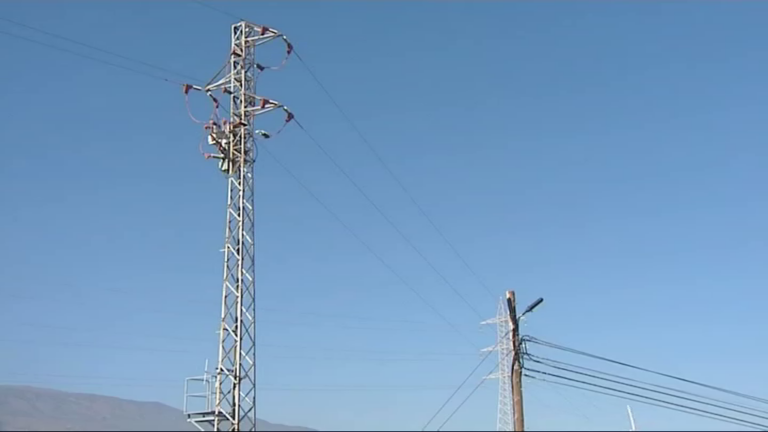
[1,1,767,431]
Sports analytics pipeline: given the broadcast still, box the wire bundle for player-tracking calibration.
[523,337,768,431]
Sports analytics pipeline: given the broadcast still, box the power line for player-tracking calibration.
[527,354,768,416]
[10,292,445,326]
[422,329,513,431]
[0,16,202,83]
[422,342,497,430]
[0,378,456,393]
[0,29,183,86]
[193,0,243,20]
[193,0,498,305]
[433,347,508,431]
[525,336,768,405]
[526,362,768,423]
[292,119,485,320]
[0,337,477,358]
[0,18,482,350]
[525,371,768,431]
[291,48,498,302]
[194,0,490,321]
[258,143,481,349]
[7,310,456,334]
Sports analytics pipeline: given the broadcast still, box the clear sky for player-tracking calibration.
[1,1,767,431]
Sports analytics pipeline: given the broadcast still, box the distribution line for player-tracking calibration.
[193,0,494,315]
[422,347,496,431]
[0,378,457,393]
[0,29,185,86]
[434,347,509,431]
[527,375,767,431]
[292,47,498,302]
[11,290,443,325]
[293,119,485,320]
[0,19,481,350]
[525,370,768,431]
[527,362,768,423]
[422,329,512,431]
[258,143,481,349]
[193,0,497,302]
[10,316,457,336]
[526,336,768,405]
[527,354,768,416]
[0,17,202,83]
[0,337,478,361]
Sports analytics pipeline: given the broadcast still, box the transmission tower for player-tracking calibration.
[481,298,514,432]
[182,20,294,432]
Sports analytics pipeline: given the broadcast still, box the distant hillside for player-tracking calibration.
[0,385,315,431]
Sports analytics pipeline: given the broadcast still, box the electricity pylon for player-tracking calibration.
[481,298,514,432]
[182,20,294,432]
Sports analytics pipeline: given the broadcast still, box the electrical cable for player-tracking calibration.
[0,16,203,83]
[10,291,447,326]
[191,0,491,353]
[0,31,478,352]
[292,46,499,303]
[255,143,481,349]
[527,354,768,416]
[194,0,495,319]
[292,118,486,320]
[2,3,484,366]
[1,370,459,392]
[0,29,184,86]
[525,371,768,431]
[526,361,768,423]
[193,0,244,21]
[431,344,514,431]
[0,337,476,360]
[197,0,502,301]
[525,336,768,405]
[421,332,507,431]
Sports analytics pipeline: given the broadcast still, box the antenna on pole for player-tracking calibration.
[627,405,637,431]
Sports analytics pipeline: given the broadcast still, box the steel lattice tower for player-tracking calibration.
[183,20,293,432]
[481,298,514,432]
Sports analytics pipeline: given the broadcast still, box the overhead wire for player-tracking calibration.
[192,0,492,319]
[290,48,498,303]
[0,337,478,360]
[421,329,513,431]
[0,29,186,86]
[193,0,497,307]
[0,15,483,350]
[527,354,768,416]
[433,345,511,431]
[256,143,480,349]
[2,13,500,417]
[0,379,457,393]
[183,3,488,334]
[8,314,459,335]
[525,370,768,431]
[421,343,497,430]
[0,16,203,83]
[525,336,768,405]
[10,290,446,326]
[525,362,768,423]
[292,118,486,320]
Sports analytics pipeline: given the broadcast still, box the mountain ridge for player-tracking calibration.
[0,385,316,431]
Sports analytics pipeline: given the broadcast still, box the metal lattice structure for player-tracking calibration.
[481,298,514,432]
[183,21,294,432]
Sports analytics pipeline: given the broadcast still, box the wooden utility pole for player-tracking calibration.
[506,290,525,431]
